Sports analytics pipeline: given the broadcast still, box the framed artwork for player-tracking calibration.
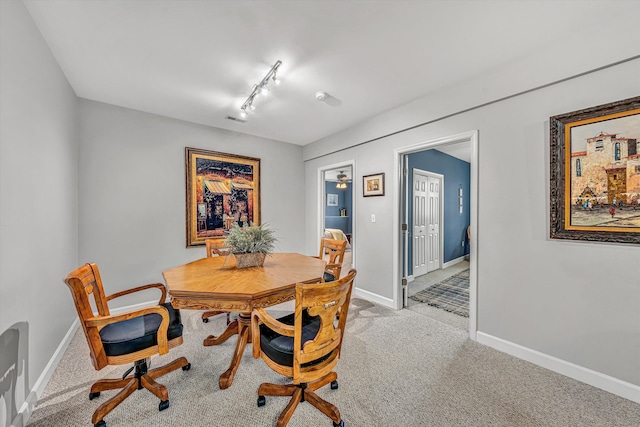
[363,173,385,197]
[550,96,640,244]
[326,193,338,206]
[185,147,260,247]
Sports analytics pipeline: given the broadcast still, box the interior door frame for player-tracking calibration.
[412,168,444,277]
[317,160,356,271]
[393,130,478,340]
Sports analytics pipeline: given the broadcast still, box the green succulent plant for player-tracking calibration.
[224,223,277,254]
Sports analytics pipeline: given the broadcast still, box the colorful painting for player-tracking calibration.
[185,147,260,247]
[550,96,640,244]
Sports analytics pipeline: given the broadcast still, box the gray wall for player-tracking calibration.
[0,0,79,423]
[78,100,306,306]
[303,59,640,387]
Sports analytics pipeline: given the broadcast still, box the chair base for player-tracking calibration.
[89,356,190,426]
[201,310,231,324]
[257,371,342,427]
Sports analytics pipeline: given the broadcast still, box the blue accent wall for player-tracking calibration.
[406,149,470,275]
[324,181,352,234]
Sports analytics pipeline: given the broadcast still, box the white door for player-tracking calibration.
[426,175,441,273]
[412,170,442,277]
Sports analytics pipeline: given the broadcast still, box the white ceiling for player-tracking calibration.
[23,0,633,146]
[434,143,471,164]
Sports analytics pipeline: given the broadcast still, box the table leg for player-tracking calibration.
[203,319,238,346]
[218,313,251,389]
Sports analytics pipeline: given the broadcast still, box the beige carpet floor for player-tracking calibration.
[27,297,639,427]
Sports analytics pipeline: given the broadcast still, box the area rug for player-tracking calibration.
[409,269,469,317]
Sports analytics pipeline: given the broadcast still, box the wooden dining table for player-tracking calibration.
[162,252,326,389]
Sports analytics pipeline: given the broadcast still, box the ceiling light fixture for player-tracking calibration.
[336,171,349,189]
[240,60,282,119]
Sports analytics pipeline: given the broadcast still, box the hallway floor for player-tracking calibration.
[406,260,470,331]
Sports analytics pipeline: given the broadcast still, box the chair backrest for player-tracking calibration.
[318,237,347,262]
[206,238,231,257]
[63,263,110,369]
[318,237,348,279]
[293,269,356,383]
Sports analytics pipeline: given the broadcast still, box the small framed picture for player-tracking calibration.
[363,173,385,197]
[326,193,339,206]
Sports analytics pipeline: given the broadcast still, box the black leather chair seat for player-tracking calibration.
[100,303,183,357]
[260,312,329,367]
[323,272,335,282]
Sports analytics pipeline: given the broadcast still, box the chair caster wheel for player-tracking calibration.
[159,400,170,411]
[89,391,100,400]
[94,420,106,427]
[330,380,339,390]
[333,420,344,427]
[202,318,209,323]
[257,395,266,407]
[182,363,191,371]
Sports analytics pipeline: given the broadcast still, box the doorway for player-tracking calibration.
[393,130,478,340]
[318,161,356,275]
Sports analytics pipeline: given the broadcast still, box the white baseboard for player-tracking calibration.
[14,300,156,427]
[476,331,640,404]
[406,275,414,283]
[442,255,466,269]
[353,286,395,309]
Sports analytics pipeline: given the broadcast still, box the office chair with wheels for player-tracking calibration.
[63,263,190,427]
[251,269,356,427]
[315,237,348,282]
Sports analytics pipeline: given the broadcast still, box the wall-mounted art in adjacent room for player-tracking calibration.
[326,193,338,206]
[185,147,261,247]
[550,96,640,244]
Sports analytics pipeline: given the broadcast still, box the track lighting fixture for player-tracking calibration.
[240,60,282,119]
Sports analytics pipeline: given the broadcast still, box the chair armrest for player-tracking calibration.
[251,308,294,359]
[324,263,341,280]
[85,305,170,355]
[106,283,167,305]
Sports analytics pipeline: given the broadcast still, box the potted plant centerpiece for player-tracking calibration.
[224,223,277,268]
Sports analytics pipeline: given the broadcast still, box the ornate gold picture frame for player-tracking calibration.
[550,96,640,244]
[185,147,260,247]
